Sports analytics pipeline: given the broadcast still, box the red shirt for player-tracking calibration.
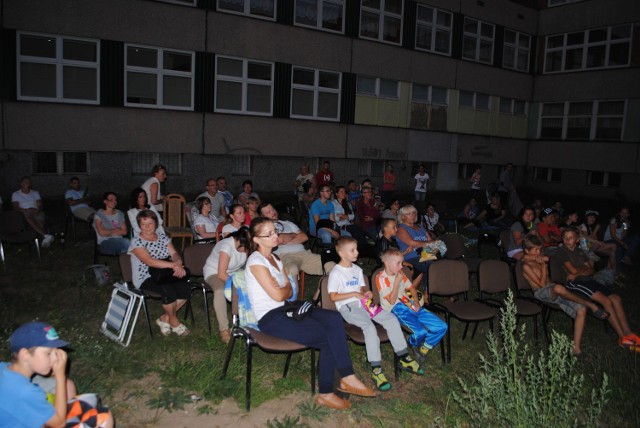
[538,222,561,247]
[315,170,334,187]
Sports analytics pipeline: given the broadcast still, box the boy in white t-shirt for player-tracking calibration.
[375,248,447,366]
[328,237,422,391]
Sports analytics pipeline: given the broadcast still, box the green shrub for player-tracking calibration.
[453,291,609,427]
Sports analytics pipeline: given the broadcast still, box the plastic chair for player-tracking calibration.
[0,211,41,266]
[427,260,497,363]
[220,285,316,411]
[478,260,542,345]
[163,194,193,251]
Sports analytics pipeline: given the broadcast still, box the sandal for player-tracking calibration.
[590,308,609,321]
[171,323,190,336]
[155,318,171,336]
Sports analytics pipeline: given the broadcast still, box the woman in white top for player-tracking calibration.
[221,204,245,238]
[127,187,164,236]
[203,229,248,343]
[141,164,166,212]
[245,217,376,410]
[193,197,219,240]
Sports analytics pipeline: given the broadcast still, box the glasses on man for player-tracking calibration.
[256,230,279,238]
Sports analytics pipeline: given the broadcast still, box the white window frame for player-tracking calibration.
[294,0,345,34]
[214,55,274,116]
[32,151,91,175]
[587,171,620,188]
[499,98,527,116]
[544,24,632,73]
[359,0,404,46]
[414,4,452,56]
[290,67,341,121]
[17,32,100,104]
[411,83,448,106]
[538,100,625,140]
[216,0,277,20]
[503,29,530,72]
[124,44,194,110]
[462,17,495,64]
[132,153,183,175]
[459,91,490,111]
[356,76,399,99]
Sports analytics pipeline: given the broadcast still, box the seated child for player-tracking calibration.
[375,248,447,366]
[521,235,605,358]
[329,237,422,391]
[244,196,259,226]
[0,321,114,428]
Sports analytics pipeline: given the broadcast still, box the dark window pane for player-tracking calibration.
[33,152,57,173]
[293,68,315,86]
[21,35,56,58]
[127,47,157,68]
[164,52,192,72]
[63,40,97,62]
[63,152,87,173]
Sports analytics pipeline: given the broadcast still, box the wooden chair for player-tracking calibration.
[163,193,193,251]
[427,260,497,363]
[220,285,315,411]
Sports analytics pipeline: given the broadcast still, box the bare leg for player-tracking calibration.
[161,302,180,327]
[573,306,586,354]
[551,284,599,313]
[22,211,47,236]
[609,294,633,336]
[590,292,625,338]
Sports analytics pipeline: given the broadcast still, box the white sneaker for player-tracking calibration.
[42,234,55,248]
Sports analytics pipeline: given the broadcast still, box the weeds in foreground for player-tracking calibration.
[297,399,330,421]
[145,388,192,419]
[265,415,309,428]
[453,291,609,427]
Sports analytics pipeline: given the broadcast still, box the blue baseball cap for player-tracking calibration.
[10,322,70,353]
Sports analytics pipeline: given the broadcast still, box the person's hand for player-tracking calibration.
[364,290,373,299]
[330,229,340,239]
[51,349,68,379]
[172,262,186,278]
[567,273,576,281]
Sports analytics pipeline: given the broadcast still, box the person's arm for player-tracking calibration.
[522,262,546,289]
[45,348,69,428]
[608,222,628,249]
[220,206,228,219]
[196,224,217,239]
[113,215,128,237]
[250,264,292,302]
[396,227,429,248]
[385,274,403,305]
[217,251,232,282]
[132,243,185,276]
[589,224,601,241]
[149,182,160,205]
[277,229,308,246]
[330,286,367,302]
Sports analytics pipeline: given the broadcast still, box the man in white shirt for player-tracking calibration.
[11,176,54,247]
[65,176,96,221]
[197,178,227,221]
[258,202,332,278]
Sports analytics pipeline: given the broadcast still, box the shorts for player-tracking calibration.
[534,285,582,319]
[66,394,111,428]
[564,279,612,300]
[506,248,523,258]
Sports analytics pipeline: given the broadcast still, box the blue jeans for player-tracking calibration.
[392,304,447,349]
[258,307,354,394]
[98,237,130,255]
[317,228,334,244]
[607,234,640,272]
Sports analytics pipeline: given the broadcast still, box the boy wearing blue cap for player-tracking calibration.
[0,321,113,428]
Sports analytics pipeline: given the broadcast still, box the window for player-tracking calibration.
[457,163,477,179]
[357,160,384,177]
[534,167,562,183]
[217,0,276,20]
[356,76,399,99]
[411,84,448,105]
[544,24,631,73]
[503,29,530,72]
[459,91,490,111]
[215,56,274,116]
[539,100,625,140]
[587,171,620,187]
[33,152,90,174]
[415,5,452,55]
[499,98,527,116]
[17,32,99,104]
[156,0,197,5]
[295,0,344,33]
[462,17,494,64]
[360,0,403,45]
[132,153,182,175]
[125,45,194,110]
[291,67,341,121]
[232,155,252,175]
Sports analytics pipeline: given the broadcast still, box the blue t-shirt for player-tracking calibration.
[395,224,429,262]
[0,362,54,428]
[309,199,334,236]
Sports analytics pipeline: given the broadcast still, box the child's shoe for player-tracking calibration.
[398,354,424,375]
[371,367,391,391]
[620,335,640,352]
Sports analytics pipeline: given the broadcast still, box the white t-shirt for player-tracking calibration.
[327,264,365,310]
[194,214,219,239]
[414,173,429,193]
[245,252,288,321]
[273,220,306,255]
[203,237,247,280]
[65,188,89,212]
[141,176,162,211]
[11,189,41,209]
[221,223,239,238]
[197,191,226,220]
[127,205,165,236]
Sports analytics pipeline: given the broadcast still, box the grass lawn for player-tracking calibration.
[1,225,639,427]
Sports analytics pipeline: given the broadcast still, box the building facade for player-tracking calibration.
[0,0,639,201]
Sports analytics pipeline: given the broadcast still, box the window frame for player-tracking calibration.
[359,0,404,46]
[214,55,275,116]
[462,17,495,65]
[32,151,91,175]
[586,171,620,188]
[124,43,195,111]
[411,83,449,106]
[459,90,491,111]
[290,66,342,121]
[499,97,528,116]
[294,0,345,34]
[356,76,399,100]
[17,32,100,104]
[538,100,626,140]
[132,153,183,175]
[216,0,277,21]
[543,24,632,73]
[231,155,252,176]
[503,29,531,72]
[533,167,562,183]
[414,4,453,56]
